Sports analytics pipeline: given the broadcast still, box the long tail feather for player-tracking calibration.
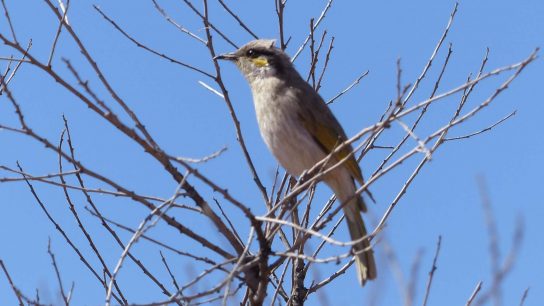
[327,171,377,286]
[345,196,377,285]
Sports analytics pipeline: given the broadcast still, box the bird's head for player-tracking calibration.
[215,39,293,82]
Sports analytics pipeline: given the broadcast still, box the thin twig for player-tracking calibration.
[198,80,224,98]
[1,0,18,43]
[422,236,442,306]
[151,0,207,44]
[47,238,69,306]
[222,227,255,305]
[1,26,242,260]
[172,146,228,164]
[93,5,213,78]
[316,36,334,92]
[275,0,287,49]
[308,258,355,293]
[160,251,181,292]
[0,167,79,182]
[47,0,70,66]
[368,44,454,177]
[270,259,291,305]
[217,0,258,39]
[0,56,30,62]
[444,111,516,142]
[16,162,125,305]
[179,0,238,48]
[202,0,270,207]
[327,71,369,104]
[105,178,187,306]
[213,198,244,248]
[0,259,24,306]
[402,2,458,105]
[466,281,483,306]
[519,288,530,306]
[291,0,334,62]
[0,40,32,95]
[407,249,424,306]
[60,119,127,303]
[85,207,220,266]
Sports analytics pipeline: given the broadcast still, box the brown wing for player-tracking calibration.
[293,81,364,185]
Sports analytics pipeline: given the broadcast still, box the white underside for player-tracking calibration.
[251,77,324,176]
[250,76,355,202]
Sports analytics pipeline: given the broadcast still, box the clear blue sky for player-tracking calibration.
[0,1,542,305]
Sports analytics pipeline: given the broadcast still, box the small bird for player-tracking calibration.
[216,39,377,285]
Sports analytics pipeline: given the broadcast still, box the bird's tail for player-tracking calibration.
[344,195,377,286]
[327,171,377,286]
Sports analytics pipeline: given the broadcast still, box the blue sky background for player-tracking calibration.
[0,1,542,305]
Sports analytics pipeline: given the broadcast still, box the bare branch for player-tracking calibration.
[60,118,128,303]
[327,71,369,104]
[16,162,125,305]
[47,239,70,306]
[316,36,334,92]
[0,40,32,95]
[202,0,270,207]
[160,252,181,292]
[1,25,245,260]
[217,0,259,39]
[47,0,70,66]
[0,259,24,306]
[422,236,442,306]
[444,111,516,142]
[1,0,18,43]
[151,0,207,45]
[402,2,458,105]
[519,288,530,306]
[0,2,537,304]
[179,0,238,48]
[105,178,187,306]
[275,0,287,49]
[466,281,483,306]
[292,0,334,62]
[198,80,225,99]
[93,5,214,78]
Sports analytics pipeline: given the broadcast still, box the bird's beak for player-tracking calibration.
[214,52,238,61]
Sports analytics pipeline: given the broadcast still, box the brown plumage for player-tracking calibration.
[216,39,377,285]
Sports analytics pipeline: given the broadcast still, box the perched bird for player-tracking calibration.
[216,39,377,285]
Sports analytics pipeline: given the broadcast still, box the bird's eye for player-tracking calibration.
[246,49,256,57]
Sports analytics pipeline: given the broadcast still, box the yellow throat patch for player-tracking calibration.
[252,57,269,67]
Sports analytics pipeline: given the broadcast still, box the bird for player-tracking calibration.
[215,39,377,286]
